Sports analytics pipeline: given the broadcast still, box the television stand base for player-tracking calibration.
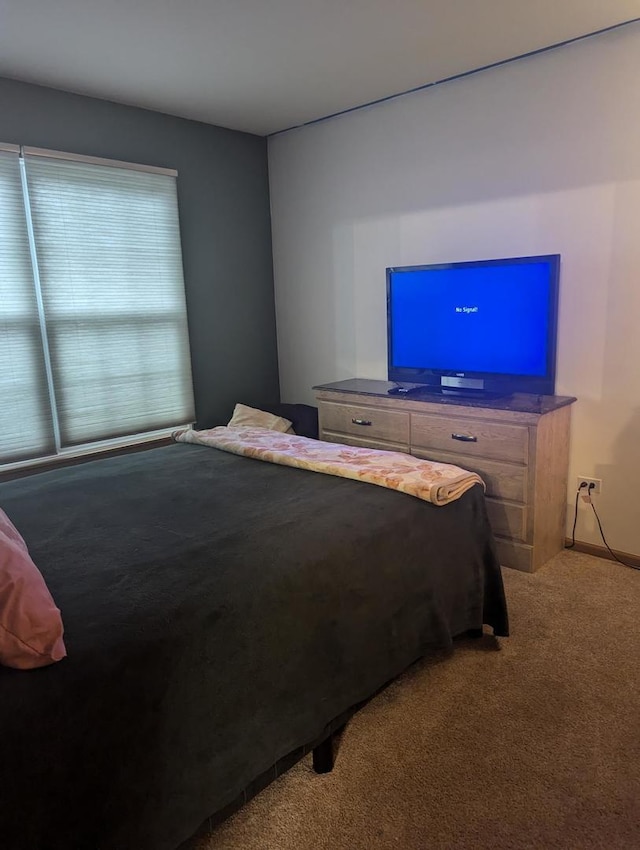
[391,385,507,400]
[439,387,506,400]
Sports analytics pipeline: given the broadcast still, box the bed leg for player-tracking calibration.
[312,735,334,774]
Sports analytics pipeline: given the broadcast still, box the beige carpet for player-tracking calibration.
[190,550,640,850]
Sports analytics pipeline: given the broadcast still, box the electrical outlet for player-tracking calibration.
[577,476,602,495]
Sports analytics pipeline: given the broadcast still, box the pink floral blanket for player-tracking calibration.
[173,426,484,507]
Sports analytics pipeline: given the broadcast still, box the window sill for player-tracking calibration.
[0,428,187,482]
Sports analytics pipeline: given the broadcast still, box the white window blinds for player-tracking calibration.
[0,146,194,465]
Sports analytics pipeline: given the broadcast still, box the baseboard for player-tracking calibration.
[565,539,640,569]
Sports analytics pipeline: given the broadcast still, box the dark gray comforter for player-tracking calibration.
[0,442,508,850]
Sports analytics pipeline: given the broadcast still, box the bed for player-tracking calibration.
[0,433,508,850]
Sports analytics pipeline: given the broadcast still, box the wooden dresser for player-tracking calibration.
[313,379,576,572]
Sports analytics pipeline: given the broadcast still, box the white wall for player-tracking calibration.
[268,23,640,557]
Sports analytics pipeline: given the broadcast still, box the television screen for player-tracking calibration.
[387,254,560,396]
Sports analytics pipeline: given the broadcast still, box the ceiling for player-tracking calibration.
[1,1,639,136]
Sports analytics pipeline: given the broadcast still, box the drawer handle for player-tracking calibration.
[352,418,372,426]
[451,433,477,442]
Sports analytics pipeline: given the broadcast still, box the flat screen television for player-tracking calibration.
[386,254,560,397]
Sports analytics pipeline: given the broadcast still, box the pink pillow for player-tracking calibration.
[0,508,66,670]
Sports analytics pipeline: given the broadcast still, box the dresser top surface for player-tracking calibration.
[313,378,577,416]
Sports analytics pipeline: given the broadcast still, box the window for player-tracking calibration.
[0,145,194,468]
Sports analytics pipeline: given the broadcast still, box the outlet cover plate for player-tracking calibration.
[577,476,602,495]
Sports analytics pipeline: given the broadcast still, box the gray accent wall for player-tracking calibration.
[0,76,279,428]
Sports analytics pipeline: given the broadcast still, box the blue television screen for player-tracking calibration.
[387,254,560,394]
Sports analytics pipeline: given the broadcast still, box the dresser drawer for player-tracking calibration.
[411,447,527,503]
[411,413,528,464]
[485,499,528,542]
[322,432,410,453]
[320,402,410,445]
[493,538,534,572]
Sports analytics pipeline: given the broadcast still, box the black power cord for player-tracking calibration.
[586,487,639,571]
[565,482,587,549]
[566,481,639,571]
